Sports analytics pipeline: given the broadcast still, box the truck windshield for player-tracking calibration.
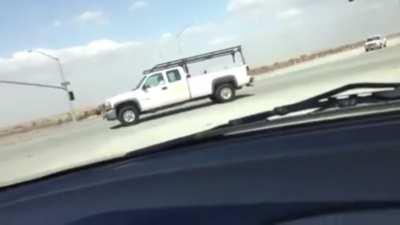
[134,76,146,90]
[367,36,381,41]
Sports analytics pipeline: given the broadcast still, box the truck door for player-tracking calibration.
[140,73,170,110]
[164,69,191,104]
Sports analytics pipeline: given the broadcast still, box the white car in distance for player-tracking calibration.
[365,35,387,52]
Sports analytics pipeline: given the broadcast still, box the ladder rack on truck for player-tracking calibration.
[143,45,246,75]
[101,45,253,125]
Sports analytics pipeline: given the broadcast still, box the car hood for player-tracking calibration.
[105,90,140,107]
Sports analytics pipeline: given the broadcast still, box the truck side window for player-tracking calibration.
[166,69,181,83]
[144,73,165,88]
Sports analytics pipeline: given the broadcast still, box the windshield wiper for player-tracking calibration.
[227,82,400,126]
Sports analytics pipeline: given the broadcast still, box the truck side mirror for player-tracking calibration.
[143,84,150,91]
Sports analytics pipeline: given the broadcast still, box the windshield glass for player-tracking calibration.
[134,76,146,90]
[367,36,381,41]
[1,0,400,188]
[143,73,165,88]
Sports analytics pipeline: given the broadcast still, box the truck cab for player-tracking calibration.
[139,67,190,110]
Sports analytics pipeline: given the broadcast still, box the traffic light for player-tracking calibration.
[68,91,75,101]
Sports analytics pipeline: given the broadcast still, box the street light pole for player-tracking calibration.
[175,24,193,56]
[28,50,77,122]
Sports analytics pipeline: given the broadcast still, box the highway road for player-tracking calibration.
[1,43,400,187]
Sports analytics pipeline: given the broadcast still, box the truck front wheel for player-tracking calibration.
[213,83,236,103]
[118,106,140,126]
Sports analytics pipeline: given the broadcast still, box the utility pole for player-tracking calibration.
[27,50,77,122]
[175,24,193,56]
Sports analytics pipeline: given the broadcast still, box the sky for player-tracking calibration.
[1,0,400,126]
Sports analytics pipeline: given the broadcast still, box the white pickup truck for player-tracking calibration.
[100,46,254,125]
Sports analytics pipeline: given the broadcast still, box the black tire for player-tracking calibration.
[213,83,236,103]
[118,105,140,126]
[209,95,217,103]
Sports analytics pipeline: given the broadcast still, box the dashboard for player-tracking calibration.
[1,111,400,225]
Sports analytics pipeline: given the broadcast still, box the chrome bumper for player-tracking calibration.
[365,44,381,50]
[246,77,255,87]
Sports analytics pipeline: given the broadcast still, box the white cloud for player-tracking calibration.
[161,32,173,40]
[159,33,175,45]
[227,0,266,13]
[0,51,49,74]
[129,1,148,11]
[183,23,216,36]
[76,11,108,25]
[7,51,45,65]
[52,20,62,28]
[0,39,142,73]
[276,8,302,20]
[58,39,141,58]
[209,36,237,46]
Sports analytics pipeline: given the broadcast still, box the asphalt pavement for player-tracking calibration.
[1,43,400,187]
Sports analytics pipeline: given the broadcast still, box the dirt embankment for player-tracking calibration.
[1,33,400,138]
[248,41,363,75]
[0,108,100,138]
[248,32,400,76]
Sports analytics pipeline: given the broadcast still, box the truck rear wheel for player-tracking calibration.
[118,106,140,126]
[213,83,236,103]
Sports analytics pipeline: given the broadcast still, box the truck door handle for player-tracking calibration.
[162,87,168,90]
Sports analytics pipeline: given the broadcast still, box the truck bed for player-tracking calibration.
[188,65,249,98]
